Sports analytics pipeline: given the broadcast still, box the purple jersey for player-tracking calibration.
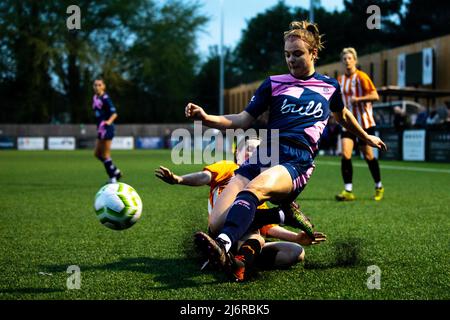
[92,93,117,127]
[244,72,344,156]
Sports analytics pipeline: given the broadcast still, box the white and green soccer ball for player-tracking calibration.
[94,182,143,230]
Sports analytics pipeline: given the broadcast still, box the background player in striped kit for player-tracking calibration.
[336,48,384,201]
[92,78,122,183]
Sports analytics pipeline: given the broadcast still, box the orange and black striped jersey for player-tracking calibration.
[203,160,239,215]
[203,160,269,215]
[339,70,377,129]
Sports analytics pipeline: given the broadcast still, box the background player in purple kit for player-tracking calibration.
[92,78,122,183]
[185,20,387,280]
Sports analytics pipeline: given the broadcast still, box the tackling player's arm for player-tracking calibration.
[155,166,212,186]
[333,107,386,151]
[185,103,254,130]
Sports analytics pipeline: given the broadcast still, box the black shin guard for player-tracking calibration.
[366,158,381,184]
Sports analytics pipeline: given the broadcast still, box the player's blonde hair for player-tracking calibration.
[341,47,358,62]
[283,20,324,60]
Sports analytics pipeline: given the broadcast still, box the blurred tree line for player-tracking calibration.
[0,0,448,123]
[0,0,207,123]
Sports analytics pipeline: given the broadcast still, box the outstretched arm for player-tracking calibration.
[155,166,212,186]
[333,107,387,151]
[185,103,254,130]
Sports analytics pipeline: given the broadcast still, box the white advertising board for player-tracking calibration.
[48,137,76,150]
[111,137,134,150]
[17,137,45,150]
[403,130,426,161]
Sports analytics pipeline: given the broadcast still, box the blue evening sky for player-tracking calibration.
[195,0,344,58]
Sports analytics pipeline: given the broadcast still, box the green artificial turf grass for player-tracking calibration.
[0,150,448,299]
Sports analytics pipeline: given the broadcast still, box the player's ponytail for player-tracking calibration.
[284,20,324,62]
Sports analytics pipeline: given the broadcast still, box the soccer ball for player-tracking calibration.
[94,182,143,230]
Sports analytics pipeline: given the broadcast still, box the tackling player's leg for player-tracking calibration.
[196,164,315,271]
[256,242,305,269]
[230,232,265,282]
[208,174,249,236]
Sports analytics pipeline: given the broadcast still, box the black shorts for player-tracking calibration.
[341,126,375,146]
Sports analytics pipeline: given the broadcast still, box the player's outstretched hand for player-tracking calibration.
[296,231,327,245]
[155,166,182,185]
[366,135,387,151]
[185,103,207,120]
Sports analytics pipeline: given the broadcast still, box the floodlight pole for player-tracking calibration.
[219,0,225,115]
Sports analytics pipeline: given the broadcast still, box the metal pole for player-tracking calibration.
[219,0,225,115]
[309,0,314,23]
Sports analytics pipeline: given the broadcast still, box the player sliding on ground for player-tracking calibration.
[185,20,387,280]
[155,137,326,281]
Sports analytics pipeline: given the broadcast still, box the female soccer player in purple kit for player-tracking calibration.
[186,21,386,279]
[92,78,122,183]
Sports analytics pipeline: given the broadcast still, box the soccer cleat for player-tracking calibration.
[194,231,231,270]
[280,202,315,240]
[230,255,246,282]
[374,187,384,201]
[335,190,356,201]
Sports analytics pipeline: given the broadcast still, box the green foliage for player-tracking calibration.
[395,0,450,45]
[0,0,448,122]
[194,46,241,115]
[227,0,447,86]
[230,0,405,83]
[0,0,208,123]
[234,1,305,82]
[122,0,208,123]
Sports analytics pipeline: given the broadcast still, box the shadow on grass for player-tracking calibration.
[41,256,220,291]
[304,237,366,270]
